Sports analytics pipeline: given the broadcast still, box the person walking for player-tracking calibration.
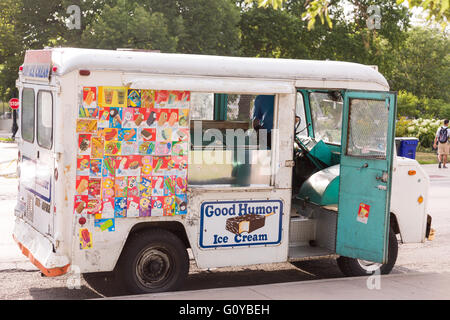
[433,119,449,168]
[11,109,18,140]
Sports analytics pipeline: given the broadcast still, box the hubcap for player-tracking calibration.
[136,248,172,289]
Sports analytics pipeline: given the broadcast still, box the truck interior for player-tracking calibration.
[292,89,343,198]
[290,89,344,258]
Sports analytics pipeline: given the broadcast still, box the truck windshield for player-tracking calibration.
[309,91,343,145]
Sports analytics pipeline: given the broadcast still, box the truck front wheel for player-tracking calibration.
[118,229,189,294]
[336,227,398,277]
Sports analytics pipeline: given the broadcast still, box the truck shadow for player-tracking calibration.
[27,258,414,299]
[186,258,344,290]
[83,258,346,298]
[28,286,100,300]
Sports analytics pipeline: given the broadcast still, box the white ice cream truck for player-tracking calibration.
[13,48,432,294]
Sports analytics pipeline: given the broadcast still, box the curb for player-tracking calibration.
[0,261,38,272]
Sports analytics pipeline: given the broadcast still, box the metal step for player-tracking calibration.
[288,244,334,260]
[289,217,316,245]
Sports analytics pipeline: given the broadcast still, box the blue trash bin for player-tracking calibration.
[396,137,419,159]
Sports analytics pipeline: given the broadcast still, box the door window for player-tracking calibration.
[37,91,53,149]
[21,88,35,143]
[346,99,388,159]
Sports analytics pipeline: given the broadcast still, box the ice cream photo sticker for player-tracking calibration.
[357,202,370,224]
[199,200,283,248]
[74,87,191,250]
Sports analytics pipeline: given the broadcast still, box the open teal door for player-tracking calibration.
[336,91,397,263]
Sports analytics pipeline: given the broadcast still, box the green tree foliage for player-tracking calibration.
[397,90,422,118]
[252,0,449,29]
[0,0,107,100]
[143,0,241,55]
[390,27,450,102]
[398,90,450,119]
[398,0,449,28]
[56,0,117,47]
[81,0,241,54]
[0,0,241,100]
[239,3,313,58]
[0,0,69,100]
[0,0,448,114]
[80,0,178,52]
[239,0,409,68]
[0,0,22,100]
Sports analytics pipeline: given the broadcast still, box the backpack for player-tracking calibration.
[439,127,448,143]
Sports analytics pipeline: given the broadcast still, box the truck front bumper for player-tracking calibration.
[13,217,70,277]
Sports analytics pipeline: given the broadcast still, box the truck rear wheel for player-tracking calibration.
[118,229,189,294]
[336,227,398,277]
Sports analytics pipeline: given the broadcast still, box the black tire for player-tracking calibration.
[117,228,189,294]
[336,227,398,277]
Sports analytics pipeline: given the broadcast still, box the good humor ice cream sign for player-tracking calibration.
[199,200,283,248]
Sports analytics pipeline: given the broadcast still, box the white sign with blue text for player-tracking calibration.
[199,200,283,248]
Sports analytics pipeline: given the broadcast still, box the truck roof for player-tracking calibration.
[29,48,390,90]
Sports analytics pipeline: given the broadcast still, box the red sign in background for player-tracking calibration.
[9,98,19,110]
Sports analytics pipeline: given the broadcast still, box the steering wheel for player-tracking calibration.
[294,135,326,171]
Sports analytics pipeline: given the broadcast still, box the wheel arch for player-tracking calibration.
[114,221,191,271]
[114,223,190,294]
[390,212,401,237]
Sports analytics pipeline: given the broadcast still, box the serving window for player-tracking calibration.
[189,92,275,187]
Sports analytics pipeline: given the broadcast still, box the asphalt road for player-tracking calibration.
[0,140,448,299]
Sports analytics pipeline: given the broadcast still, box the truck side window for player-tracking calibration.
[21,88,35,143]
[190,93,214,120]
[37,91,53,149]
[309,91,343,144]
[295,92,307,137]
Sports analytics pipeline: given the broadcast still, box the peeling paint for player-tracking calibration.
[64,165,71,173]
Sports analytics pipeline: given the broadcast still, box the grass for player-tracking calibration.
[0,137,14,143]
[415,151,439,164]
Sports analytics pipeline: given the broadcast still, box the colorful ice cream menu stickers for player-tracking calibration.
[75,87,190,249]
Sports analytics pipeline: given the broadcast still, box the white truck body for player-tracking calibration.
[13,48,429,278]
